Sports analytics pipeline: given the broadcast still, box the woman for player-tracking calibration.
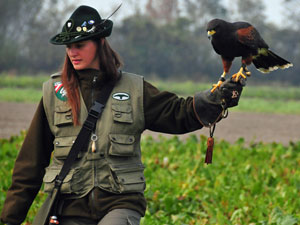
[0,5,244,225]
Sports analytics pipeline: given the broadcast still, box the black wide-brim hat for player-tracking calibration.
[50,5,113,45]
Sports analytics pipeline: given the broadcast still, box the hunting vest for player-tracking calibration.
[42,72,145,198]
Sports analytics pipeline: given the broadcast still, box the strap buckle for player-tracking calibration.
[89,101,104,119]
[54,176,63,188]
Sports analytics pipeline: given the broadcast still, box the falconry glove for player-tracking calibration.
[193,78,245,127]
[220,77,245,108]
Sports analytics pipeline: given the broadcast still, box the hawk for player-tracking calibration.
[207,19,293,92]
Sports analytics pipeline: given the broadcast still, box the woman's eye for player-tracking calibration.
[76,44,84,48]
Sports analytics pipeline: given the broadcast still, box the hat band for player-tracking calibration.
[54,22,112,43]
[55,25,96,42]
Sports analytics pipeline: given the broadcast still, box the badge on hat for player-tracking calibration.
[65,19,74,32]
[54,81,67,101]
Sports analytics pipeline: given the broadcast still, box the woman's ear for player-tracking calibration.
[101,38,105,46]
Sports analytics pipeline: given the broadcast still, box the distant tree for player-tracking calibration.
[145,0,179,24]
[283,0,300,30]
[111,14,222,81]
[183,0,228,28]
[0,0,43,71]
[234,0,267,31]
[0,0,75,74]
[22,0,76,73]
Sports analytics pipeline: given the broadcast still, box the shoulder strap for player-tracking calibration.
[54,82,114,189]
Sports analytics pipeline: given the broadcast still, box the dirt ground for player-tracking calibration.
[0,102,299,145]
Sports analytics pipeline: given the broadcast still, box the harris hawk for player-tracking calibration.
[206,19,293,92]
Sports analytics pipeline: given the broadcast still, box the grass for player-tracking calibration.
[150,80,300,101]
[231,98,300,114]
[0,73,49,89]
[0,133,299,224]
[0,74,300,114]
[0,88,42,103]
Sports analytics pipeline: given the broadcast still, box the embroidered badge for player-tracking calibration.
[54,81,67,101]
[112,93,130,101]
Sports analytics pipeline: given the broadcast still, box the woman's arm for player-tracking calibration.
[1,99,54,225]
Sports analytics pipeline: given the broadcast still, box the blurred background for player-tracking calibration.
[1,0,299,85]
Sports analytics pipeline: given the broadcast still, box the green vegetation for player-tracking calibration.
[0,134,299,224]
[0,88,43,103]
[150,80,300,101]
[1,74,299,114]
[141,135,300,224]
[0,73,49,89]
[0,132,47,222]
[1,0,300,86]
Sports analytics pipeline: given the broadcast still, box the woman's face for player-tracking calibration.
[66,40,99,70]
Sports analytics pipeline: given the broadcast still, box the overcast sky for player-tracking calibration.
[78,0,285,26]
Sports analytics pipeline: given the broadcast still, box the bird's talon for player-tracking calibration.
[232,67,248,82]
[211,81,223,93]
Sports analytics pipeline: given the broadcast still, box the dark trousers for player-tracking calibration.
[59,209,141,225]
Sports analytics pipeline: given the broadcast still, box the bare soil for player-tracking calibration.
[1,102,299,145]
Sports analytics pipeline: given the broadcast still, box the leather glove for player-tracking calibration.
[193,77,245,126]
[219,77,245,108]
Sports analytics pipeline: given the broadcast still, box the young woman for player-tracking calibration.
[0,5,244,225]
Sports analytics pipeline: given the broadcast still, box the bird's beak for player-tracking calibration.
[207,30,216,39]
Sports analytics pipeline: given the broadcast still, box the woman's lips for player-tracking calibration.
[72,59,81,64]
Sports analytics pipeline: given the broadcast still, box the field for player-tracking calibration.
[0,133,299,224]
[0,74,299,224]
[1,74,300,114]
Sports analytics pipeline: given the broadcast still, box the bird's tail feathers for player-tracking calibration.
[252,49,293,73]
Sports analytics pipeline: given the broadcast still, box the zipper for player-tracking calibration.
[91,75,99,218]
[91,75,98,153]
[91,76,98,153]
[92,75,97,104]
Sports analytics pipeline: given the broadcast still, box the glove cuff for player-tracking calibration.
[193,91,223,127]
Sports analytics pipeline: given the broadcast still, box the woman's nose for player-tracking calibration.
[68,47,78,56]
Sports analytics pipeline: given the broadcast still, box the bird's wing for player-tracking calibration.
[236,25,268,50]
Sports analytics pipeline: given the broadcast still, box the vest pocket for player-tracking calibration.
[43,166,90,195]
[43,167,74,194]
[112,104,133,123]
[53,136,82,159]
[109,163,146,193]
[109,134,135,156]
[54,105,73,126]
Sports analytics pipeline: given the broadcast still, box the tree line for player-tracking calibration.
[1,0,299,85]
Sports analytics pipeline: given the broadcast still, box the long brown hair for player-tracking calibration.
[61,38,123,125]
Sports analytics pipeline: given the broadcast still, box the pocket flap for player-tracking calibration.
[54,105,73,126]
[109,163,145,185]
[43,169,57,183]
[53,136,81,159]
[112,104,132,113]
[43,167,73,183]
[109,134,135,145]
[118,171,145,185]
[55,105,72,113]
[110,163,145,172]
[53,136,76,147]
